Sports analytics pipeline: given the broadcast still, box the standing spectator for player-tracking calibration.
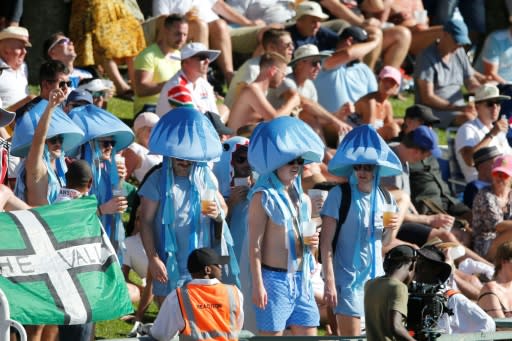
[138,107,238,306]
[150,248,244,341]
[156,43,222,117]
[133,14,188,114]
[414,19,481,128]
[123,112,162,183]
[455,84,511,182]
[248,116,324,336]
[320,125,402,336]
[0,26,31,110]
[364,245,417,341]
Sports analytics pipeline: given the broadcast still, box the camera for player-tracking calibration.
[407,281,452,340]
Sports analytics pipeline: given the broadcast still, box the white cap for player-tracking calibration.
[294,1,329,21]
[133,112,159,132]
[179,42,220,62]
[78,78,113,92]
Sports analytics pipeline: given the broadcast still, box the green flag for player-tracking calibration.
[0,196,133,325]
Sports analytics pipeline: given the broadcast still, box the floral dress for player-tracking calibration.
[472,187,510,257]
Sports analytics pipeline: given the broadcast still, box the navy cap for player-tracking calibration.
[339,26,368,43]
[405,104,440,125]
[444,19,471,45]
[66,89,93,106]
[410,125,441,158]
[385,245,417,261]
[187,247,229,273]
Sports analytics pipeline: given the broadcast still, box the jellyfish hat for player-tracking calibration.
[148,106,239,289]
[328,124,402,284]
[11,99,84,203]
[68,104,134,250]
[247,116,325,296]
[212,136,250,198]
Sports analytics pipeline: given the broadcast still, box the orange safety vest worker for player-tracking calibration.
[176,282,241,341]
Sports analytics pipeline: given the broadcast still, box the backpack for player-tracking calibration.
[331,182,392,255]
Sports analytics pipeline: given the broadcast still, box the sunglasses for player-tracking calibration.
[287,158,305,166]
[486,100,502,107]
[91,91,106,98]
[47,135,63,145]
[234,156,247,164]
[493,171,510,180]
[194,53,210,61]
[100,140,116,148]
[353,164,375,171]
[47,37,71,53]
[309,59,322,66]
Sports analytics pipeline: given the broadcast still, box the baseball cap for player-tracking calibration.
[133,112,159,132]
[205,111,234,136]
[385,244,417,261]
[187,247,229,273]
[0,26,31,47]
[338,26,368,43]
[409,125,441,158]
[405,104,440,125]
[78,78,113,93]
[66,89,93,105]
[443,19,471,46]
[378,66,401,86]
[492,155,512,178]
[0,108,15,127]
[289,44,329,66]
[474,84,510,103]
[473,146,501,167]
[294,1,329,21]
[179,42,220,62]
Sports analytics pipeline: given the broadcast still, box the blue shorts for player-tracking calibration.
[335,284,364,317]
[254,267,319,332]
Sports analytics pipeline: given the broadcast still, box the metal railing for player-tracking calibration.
[0,288,27,341]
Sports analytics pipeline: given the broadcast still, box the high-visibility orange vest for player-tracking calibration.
[176,282,241,341]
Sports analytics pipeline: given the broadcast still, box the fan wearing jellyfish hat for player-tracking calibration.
[137,106,239,306]
[68,104,134,257]
[247,116,325,335]
[319,124,403,336]
[11,89,84,206]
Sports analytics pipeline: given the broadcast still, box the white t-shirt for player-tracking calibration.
[123,233,148,285]
[455,118,512,182]
[152,0,219,23]
[156,71,219,117]
[0,59,28,108]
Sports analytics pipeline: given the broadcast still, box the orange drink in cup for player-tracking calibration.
[201,189,216,214]
[382,204,395,228]
[302,221,317,245]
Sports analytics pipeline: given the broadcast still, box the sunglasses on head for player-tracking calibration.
[353,164,375,172]
[47,135,63,145]
[47,37,71,53]
[194,53,210,61]
[101,140,116,148]
[486,100,502,107]
[288,158,305,166]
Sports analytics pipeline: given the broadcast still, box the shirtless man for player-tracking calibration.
[227,52,300,133]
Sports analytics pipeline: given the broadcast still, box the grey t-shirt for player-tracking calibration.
[267,74,318,108]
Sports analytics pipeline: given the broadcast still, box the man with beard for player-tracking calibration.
[227,52,300,133]
[133,14,188,114]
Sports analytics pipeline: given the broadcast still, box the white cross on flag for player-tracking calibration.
[0,196,132,325]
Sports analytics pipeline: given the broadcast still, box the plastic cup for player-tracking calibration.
[115,154,125,165]
[414,10,428,24]
[308,189,328,217]
[302,220,317,245]
[201,189,216,214]
[233,177,249,187]
[382,204,395,228]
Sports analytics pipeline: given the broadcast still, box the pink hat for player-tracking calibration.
[379,66,401,86]
[133,112,159,132]
[492,155,512,177]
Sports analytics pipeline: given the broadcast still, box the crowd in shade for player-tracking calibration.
[2,0,512,340]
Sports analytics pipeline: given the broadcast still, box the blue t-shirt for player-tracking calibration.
[475,29,512,83]
[314,61,377,113]
[286,25,338,52]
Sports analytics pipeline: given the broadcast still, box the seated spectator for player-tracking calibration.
[63,89,93,113]
[224,28,294,109]
[414,18,481,128]
[43,32,94,88]
[313,26,379,115]
[472,155,512,261]
[267,44,351,139]
[0,26,32,111]
[123,112,162,183]
[475,22,512,84]
[354,65,401,141]
[463,146,502,209]
[227,52,300,133]
[156,43,223,117]
[455,84,511,182]
[133,14,188,114]
[78,78,114,109]
[478,240,512,318]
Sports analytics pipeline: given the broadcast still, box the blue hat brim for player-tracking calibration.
[248,116,325,175]
[11,100,84,157]
[328,124,402,177]
[148,107,222,162]
[68,105,134,151]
